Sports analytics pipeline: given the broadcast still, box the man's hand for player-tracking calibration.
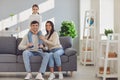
[27,43,33,48]
[39,44,44,48]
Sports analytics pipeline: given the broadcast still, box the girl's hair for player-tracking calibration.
[32,4,39,14]
[32,4,39,9]
[45,21,55,40]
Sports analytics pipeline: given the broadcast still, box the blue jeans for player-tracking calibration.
[28,31,43,44]
[49,48,64,67]
[23,50,50,73]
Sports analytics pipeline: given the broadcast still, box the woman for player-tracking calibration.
[40,21,64,80]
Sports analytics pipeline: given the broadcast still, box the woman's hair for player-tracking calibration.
[45,21,55,40]
[32,4,39,14]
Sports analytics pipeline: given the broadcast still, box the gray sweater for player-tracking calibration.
[43,32,62,50]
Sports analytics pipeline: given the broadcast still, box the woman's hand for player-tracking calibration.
[40,35,46,41]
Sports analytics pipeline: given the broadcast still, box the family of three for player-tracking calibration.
[18,4,64,80]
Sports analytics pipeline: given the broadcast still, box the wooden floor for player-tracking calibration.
[0,60,117,80]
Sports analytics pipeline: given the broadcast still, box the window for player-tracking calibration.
[0,0,55,37]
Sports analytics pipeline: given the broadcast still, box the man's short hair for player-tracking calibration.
[30,20,39,26]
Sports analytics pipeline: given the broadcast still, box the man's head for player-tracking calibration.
[30,21,39,34]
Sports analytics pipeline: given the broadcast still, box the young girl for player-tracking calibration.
[28,4,43,49]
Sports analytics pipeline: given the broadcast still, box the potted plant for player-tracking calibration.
[104,29,113,40]
[104,29,113,36]
[59,21,77,38]
[9,13,14,21]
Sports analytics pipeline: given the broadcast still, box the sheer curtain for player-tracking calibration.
[100,0,114,34]
[80,0,91,39]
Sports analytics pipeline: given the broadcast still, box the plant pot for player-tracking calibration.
[99,67,110,74]
[82,47,92,51]
[104,52,117,58]
[82,59,91,62]
[107,34,113,40]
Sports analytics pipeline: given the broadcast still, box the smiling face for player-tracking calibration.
[32,6,39,14]
[31,23,39,32]
[30,21,39,33]
[46,22,52,32]
[45,21,55,39]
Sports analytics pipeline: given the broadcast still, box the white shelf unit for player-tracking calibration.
[80,10,96,66]
[96,33,120,80]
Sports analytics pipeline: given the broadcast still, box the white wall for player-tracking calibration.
[114,0,120,33]
[0,0,79,54]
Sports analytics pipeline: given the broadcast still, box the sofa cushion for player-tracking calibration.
[17,55,68,63]
[64,48,77,56]
[0,37,16,54]
[16,38,23,55]
[17,55,42,63]
[0,54,17,62]
[59,36,72,50]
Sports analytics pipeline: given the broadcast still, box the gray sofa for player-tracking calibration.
[0,36,77,75]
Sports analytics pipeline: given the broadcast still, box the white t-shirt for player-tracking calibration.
[28,14,42,29]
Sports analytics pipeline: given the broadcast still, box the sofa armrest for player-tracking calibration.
[64,48,77,56]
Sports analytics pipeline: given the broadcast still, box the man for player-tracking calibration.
[18,20,49,80]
